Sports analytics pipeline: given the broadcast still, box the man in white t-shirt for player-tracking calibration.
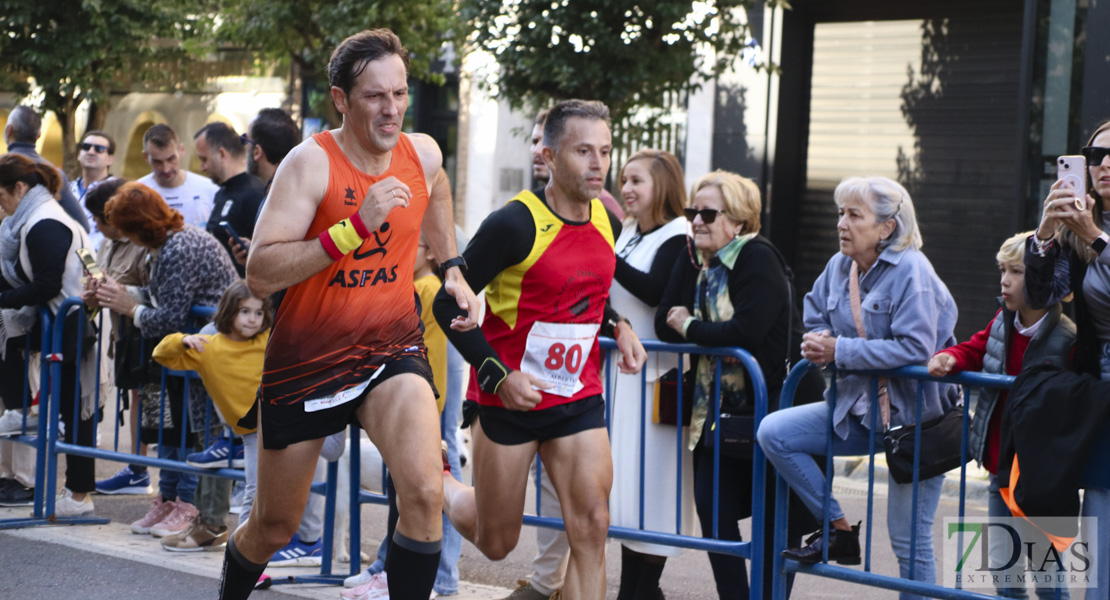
[137,124,217,228]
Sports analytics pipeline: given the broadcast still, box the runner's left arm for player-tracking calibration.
[432,201,532,372]
[413,136,479,330]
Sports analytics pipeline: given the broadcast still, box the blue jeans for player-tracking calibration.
[372,345,465,595]
[758,401,943,600]
[157,443,197,504]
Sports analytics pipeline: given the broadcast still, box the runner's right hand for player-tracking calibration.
[497,370,551,411]
[359,176,411,233]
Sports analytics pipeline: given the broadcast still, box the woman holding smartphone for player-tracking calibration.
[0,153,96,516]
[1024,119,1110,600]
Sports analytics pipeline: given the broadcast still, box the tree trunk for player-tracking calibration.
[84,99,111,133]
[57,96,80,180]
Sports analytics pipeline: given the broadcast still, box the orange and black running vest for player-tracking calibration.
[261,131,428,406]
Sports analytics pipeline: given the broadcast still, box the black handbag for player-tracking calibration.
[883,409,970,484]
[703,413,756,460]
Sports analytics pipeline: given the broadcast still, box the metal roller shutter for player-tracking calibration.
[797,5,1024,340]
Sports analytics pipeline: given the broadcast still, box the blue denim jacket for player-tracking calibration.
[803,246,960,438]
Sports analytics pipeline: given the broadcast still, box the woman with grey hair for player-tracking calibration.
[757,176,959,598]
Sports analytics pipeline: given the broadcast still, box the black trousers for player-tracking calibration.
[693,439,815,600]
[57,359,96,494]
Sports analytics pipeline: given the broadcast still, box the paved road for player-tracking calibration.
[6,443,1086,599]
[3,531,303,600]
[1,465,1006,600]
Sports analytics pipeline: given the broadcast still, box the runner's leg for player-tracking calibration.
[540,427,612,600]
[443,418,536,559]
[219,424,323,600]
[360,373,444,600]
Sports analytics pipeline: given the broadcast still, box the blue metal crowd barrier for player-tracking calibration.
[0,308,55,529]
[34,299,362,584]
[336,338,773,595]
[770,360,1105,600]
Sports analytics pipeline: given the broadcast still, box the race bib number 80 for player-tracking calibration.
[520,321,600,398]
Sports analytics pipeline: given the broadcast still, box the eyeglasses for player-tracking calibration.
[684,207,726,224]
[77,142,108,154]
[239,133,255,146]
[1081,146,1110,166]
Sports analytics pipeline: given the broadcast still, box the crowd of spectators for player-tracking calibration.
[0,97,1107,600]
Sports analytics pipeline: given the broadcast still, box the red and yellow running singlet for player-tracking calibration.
[261,131,428,406]
[477,190,615,410]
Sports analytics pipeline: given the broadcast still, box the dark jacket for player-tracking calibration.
[1023,236,1100,376]
[654,235,824,412]
[998,364,1110,537]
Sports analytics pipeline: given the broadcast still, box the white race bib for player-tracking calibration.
[303,364,384,413]
[520,321,600,398]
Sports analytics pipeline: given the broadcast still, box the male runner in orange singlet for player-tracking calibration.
[216,29,477,600]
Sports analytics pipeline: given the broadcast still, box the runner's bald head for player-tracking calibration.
[328,29,410,96]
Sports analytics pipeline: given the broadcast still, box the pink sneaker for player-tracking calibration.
[131,497,175,534]
[150,500,198,538]
[341,572,389,600]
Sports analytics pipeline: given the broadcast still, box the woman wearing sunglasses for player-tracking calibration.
[607,149,693,600]
[655,170,819,599]
[1025,120,1110,600]
[757,176,959,600]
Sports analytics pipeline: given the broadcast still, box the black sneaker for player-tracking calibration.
[0,481,34,506]
[782,521,861,565]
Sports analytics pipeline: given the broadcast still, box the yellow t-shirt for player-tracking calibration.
[415,274,447,413]
[153,329,269,436]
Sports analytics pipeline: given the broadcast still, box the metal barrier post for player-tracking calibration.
[42,298,108,524]
[771,361,1020,600]
[0,309,54,528]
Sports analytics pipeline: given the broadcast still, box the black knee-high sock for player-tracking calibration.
[385,530,441,600]
[617,545,646,600]
[218,535,268,600]
[633,553,667,600]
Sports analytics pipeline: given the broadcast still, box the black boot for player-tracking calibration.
[782,521,861,565]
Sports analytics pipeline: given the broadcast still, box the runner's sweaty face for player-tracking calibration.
[334,53,409,156]
[545,117,612,205]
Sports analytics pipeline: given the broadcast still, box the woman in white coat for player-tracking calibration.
[608,149,694,600]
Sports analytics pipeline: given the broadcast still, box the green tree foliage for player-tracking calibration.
[216,0,461,125]
[460,0,778,123]
[0,0,211,176]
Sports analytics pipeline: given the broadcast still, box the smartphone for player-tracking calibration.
[75,248,104,280]
[1057,155,1088,211]
[75,248,103,319]
[219,221,246,249]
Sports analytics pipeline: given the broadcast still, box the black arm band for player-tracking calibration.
[477,357,510,395]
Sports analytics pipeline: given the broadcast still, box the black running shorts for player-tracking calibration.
[260,353,437,450]
[476,395,607,446]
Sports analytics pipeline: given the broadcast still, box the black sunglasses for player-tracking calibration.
[1081,146,1110,166]
[239,133,255,146]
[77,142,108,154]
[684,207,726,224]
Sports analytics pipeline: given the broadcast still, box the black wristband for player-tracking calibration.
[437,256,468,279]
[477,357,509,395]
